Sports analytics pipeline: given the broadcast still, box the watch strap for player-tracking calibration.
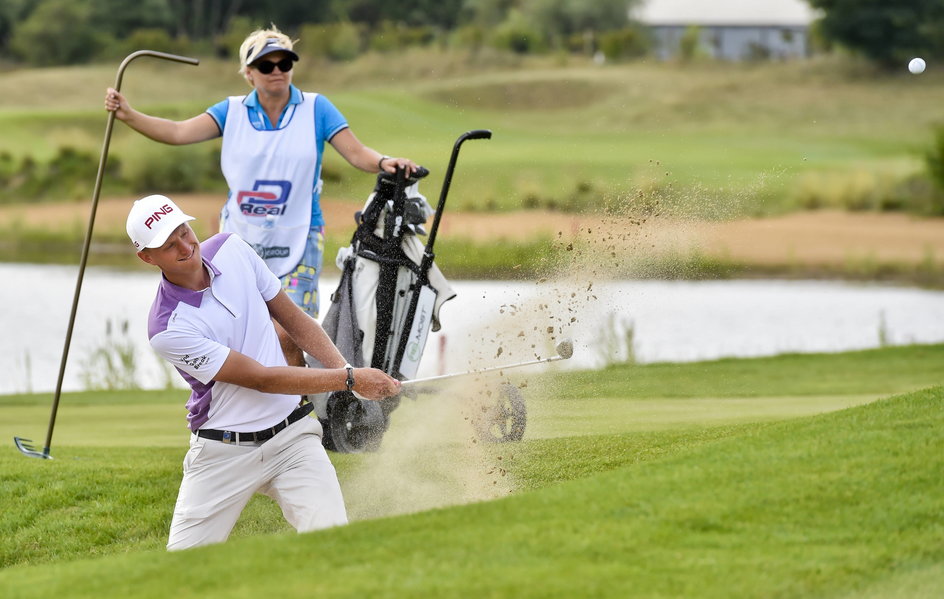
[344,363,355,392]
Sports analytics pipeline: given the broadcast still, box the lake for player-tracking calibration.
[2,262,944,395]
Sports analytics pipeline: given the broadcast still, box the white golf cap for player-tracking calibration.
[126,194,195,250]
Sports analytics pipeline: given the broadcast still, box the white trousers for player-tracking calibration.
[167,416,347,551]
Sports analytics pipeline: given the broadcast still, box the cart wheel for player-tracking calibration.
[473,382,527,443]
[324,391,386,453]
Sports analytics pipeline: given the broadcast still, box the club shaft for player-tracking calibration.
[403,355,563,386]
[40,50,199,457]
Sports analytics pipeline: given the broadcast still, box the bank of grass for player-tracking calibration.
[2,345,942,593]
[6,219,944,285]
[1,385,942,596]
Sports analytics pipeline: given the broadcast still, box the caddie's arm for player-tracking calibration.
[329,127,417,175]
[105,88,220,145]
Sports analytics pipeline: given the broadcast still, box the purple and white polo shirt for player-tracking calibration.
[147,233,300,433]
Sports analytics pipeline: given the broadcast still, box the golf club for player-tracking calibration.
[401,338,574,387]
[14,50,200,460]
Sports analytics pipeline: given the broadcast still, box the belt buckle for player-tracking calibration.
[222,431,233,444]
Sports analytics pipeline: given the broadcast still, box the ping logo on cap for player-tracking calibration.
[127,194,196,250]
[144,204,175,230]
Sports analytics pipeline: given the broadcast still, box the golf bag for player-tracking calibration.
[309,166,456,452]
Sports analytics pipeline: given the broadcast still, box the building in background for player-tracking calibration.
[632,0,820,61]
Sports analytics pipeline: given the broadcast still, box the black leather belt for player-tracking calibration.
[196,402,314,444]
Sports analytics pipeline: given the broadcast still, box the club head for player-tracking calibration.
[13,437,52,460]
[555,338,575,360]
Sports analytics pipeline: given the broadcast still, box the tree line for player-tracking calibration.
[0,0,646,66]
[2,1,943,69]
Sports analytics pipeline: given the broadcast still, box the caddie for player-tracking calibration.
[126,193,401,551]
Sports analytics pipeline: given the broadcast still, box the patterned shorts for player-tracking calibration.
[280,226,325,318]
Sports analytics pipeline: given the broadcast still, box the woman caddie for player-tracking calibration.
[106,25,418,367]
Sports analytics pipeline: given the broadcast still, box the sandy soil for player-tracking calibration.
[4,194,944,269]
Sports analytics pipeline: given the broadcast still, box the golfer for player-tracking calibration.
[127,193,400,551]
[105,24,418,367]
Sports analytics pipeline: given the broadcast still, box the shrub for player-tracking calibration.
[298,22,365,62]
[598,27,650,61]
[368,21,437,53]
[448,24,486,52]
[214,16,255,60]
[0,146,109,202]
[0,152,15,188]
[329,22,364,61]
[678,25,702,63]
[489,10,545,55]
[122,144,219,194]
[116,28,190,59]
[923,123,944,213]
[790,168,944,215]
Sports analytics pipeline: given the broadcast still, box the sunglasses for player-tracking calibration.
[253,58,294,74]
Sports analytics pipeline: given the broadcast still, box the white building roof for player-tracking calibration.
[632,0,820,26]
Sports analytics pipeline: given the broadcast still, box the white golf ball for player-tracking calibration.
[909,57,926,74]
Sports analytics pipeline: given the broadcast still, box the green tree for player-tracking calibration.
[88,0,174,37]
[10,0,103,66]
[341,0,464,28]
[808,0,944,66]
[923,124,944,214]
[465,0,636,53]
[0,0,32,54]
[528,0,631,37]
[462,0,517,27]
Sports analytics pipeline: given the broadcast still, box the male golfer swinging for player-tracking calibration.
[127,193,400,550]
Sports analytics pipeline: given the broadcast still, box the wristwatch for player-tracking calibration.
[344,363,355,392]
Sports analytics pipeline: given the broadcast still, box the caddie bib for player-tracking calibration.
[219,92,320,277]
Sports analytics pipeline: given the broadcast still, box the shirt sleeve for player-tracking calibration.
[206,99,229,134]
[316,95,349,143]
[150,328,231,385]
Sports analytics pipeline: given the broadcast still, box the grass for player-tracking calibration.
[0,53,940,215]
[1,345,942,597]
[3,53,944,282]
[1,389,942,597]
[556,343,944,399]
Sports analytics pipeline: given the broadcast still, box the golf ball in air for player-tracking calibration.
[909,57,926,74]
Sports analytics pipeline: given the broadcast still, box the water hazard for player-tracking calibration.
[2,262,944,395]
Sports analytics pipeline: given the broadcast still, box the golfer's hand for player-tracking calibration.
[353,368,401,400]
[104,88,130,120]
[380,156,418,177]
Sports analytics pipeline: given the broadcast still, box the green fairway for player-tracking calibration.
[1,345,942,597]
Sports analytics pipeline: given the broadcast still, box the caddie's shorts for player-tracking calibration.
[280,226,325,318]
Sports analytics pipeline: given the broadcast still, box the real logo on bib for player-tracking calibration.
[237,180,293,217]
